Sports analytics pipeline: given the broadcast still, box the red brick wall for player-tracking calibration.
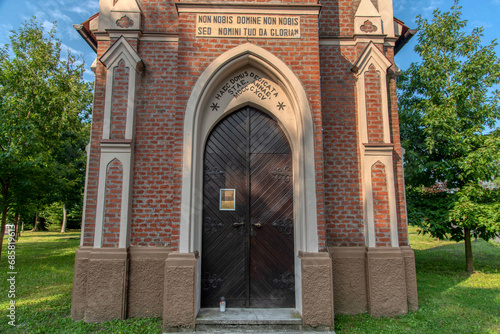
[82,0,409,250]
[365,64,383,143]
[129,40,180,247]
[102,159,123,247]
[319,0,356,37]
[170,12,326,250]
[371,161,391,247]
[320,45,364,247]
[138,0,179,33]
[111,59,129,139]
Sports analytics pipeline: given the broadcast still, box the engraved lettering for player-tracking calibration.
[213,71,279,101]
[198,15,211,23]
[196,14,300,39]
[263,17,276,25]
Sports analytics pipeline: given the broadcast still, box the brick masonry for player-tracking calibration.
[102,159,123,247]
[130,40,180,247]
[371,161,391,247]
[78,0,413,248]
[74,0,417,323]
[110,60,129,140]
[320,44,364,247]
[80,0,411,251]
[365,64,384,143]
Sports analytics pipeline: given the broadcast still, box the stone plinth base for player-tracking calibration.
[163,252,199,330]
[329,246,418,316]
[85,248,129,322]
[330,247,367,314]
[71,246,417,328]
[128,248,170,318]
[401,246,419,312]
[366,247,408,316]
[71,246,92,321]
[71,247,171,322]
[299,251,334,328]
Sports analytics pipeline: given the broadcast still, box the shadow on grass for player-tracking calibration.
[11,235,81,242]
[5,232,75,239]
[414,239,500,274]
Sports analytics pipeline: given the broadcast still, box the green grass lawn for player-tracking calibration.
[0,231,163,333]
[335,227,500,334]
[0,227,499,333]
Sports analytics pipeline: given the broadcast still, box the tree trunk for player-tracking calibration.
[31,214,38,231]
[0,205,7,261]
[60,203,67,233]
[464,227,474,272]
[31,214,46,231]
[14,213,20,241]
[0,179,9,261]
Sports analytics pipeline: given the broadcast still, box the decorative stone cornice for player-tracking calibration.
[351,41,392,75]
[363,143,395,156]
[100,139,133,154]
[100,36,143,70]
[175,2,322,15]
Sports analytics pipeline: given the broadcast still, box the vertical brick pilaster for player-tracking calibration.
[103,159,123,248]
[371,161,391,247]
[365,64,384,143]
[321,44,364,247]
[110,60,129,139]
[82,39,111,247]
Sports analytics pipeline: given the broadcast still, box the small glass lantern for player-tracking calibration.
[219,296,226,312]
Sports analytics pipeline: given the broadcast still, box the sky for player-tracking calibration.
[0,0,499,84]
[0,0,100,81]
[394,0,500,70]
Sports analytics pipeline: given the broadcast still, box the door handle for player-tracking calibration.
[233,222,245,227]
[252,223,262,228]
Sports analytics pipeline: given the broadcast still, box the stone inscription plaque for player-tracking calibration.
[196,14,300,39]
[213,70,279,102]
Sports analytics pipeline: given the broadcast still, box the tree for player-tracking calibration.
[398,1,500,272]
[52,123,90,232]
[0,18,93,258]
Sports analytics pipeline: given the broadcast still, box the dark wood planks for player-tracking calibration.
[201,107,294,308]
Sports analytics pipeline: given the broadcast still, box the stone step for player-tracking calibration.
[188,308,335,333]
[195,324,304,333]
[196,308,302,325]
[164,329,335,334]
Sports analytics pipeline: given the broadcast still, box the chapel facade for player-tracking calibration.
[72,0,418,330]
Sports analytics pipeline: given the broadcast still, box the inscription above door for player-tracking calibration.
[196,14,301,39]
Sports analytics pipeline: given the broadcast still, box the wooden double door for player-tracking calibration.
[201,107,295,308]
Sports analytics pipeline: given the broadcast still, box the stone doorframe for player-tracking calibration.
[179,43,319,315]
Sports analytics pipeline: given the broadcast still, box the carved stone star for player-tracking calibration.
[211,102,220,111]
[277,102,286,110]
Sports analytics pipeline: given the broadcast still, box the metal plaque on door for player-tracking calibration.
[220,189,236,211]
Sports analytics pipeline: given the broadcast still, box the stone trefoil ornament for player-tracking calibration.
[116,15,134,28]
[360,20,378,33]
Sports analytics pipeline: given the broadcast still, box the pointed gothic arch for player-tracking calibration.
[178,43,320,313]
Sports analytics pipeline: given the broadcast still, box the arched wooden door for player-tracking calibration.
[201,106,294,308]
